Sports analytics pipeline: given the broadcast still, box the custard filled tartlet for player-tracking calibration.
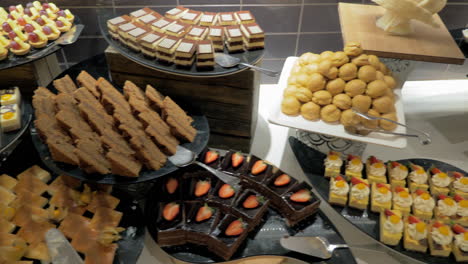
[408,163,429,193]
[392,186,413,215]
[452,224,468,262]
[324,151,342,178]
[380,209,403,246]
[428,220,453,257]
[387,161,408,188]
[329,175,349,206]
[371,183,392,213]
[429,167,451,196]
[434,194,458,224]
[345,154,363,180]
[366,156,387,184]
[452,172,468,199]
[348,177,369,210]
[412,189,435,220]
[403,215,428,252]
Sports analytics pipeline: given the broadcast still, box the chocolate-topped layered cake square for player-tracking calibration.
[209,214,250,260]
[184,201,222,245]
[280,182,320,226]
[208,181,241,210]
[220,150,248,175]
[198,148,222,169]
[157,175,184,201]
[185,171,217,201]
[262,168,298,208]
[233,189,269,228]
[156,201,186,246]
[240,155,273,191]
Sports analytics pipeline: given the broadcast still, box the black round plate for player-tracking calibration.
[0,16,83,71]
[0,98,33,153]
[97,10,264,77]
[289,136,468,264]
[29,54,210,185]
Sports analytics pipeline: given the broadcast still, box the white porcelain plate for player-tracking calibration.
[268,56,407,149]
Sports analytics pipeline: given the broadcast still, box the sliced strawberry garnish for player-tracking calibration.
[166,177,178,194]
[433,221,443,228]
[350,177,367,186]
[231,152,244,168]
[163,202,180,221]
[376,183,388,189]
[243,194,261,209]
[204,150,219,164]
[290,189,311,203]
[195,180,211,197]
[453,172,464,179]
[390,161,399,168]
[218,183,235,199]
[431,168,442,175]
[411,164,421,171]
[225,219,245,236]
[347,154,355,161]
[408,215,420,224]
[274,174,291,187]
[438,194,448,200]
[415,189,425,196]
[454,194,464,202]
[384,209,394,217]
[251,160,267,175]
[369,156,380,164]
[394,186,405,193]
[335,175,345,181]
[453,224,467,234]
[196,204,214,222]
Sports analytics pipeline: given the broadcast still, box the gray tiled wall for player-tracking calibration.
[43,0,467,83]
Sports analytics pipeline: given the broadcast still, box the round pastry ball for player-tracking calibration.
[299,52,321,66]
[344,42,363,57]
[379,112,398,131]
[383,75,397,89]
[339,63,358,81]
[318,60,332,76]
[333,94,352,110]
[345,79,366,97]
[368,55,380,68]
[290,64,303,76]
[361,109,380,129]
[358,65,377,83]
[303,63,319,75]
[372,96,395,114]
[351,54,370,66]
[308,73,326,92]
[326,66,338,79]
[352,95,372,113]
[331,51,349,67]
[366,80,389,98]
[376,71,385,81]
[379,62,390,75]
[288,74,298,85]
[295,87,313,103]
[384,88,395,100]
[326,78,346,95]
[283,84,299,97]
[340,109,361,127]
[281,96,301,116]
[321,105,341,123]
[320,51,335,61]
[295,73,312,88]
[313,90,332,105]
[300,102,321,121]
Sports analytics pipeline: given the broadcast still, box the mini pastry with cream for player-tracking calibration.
[452,224,468,262]
[180,10,203,25]
[392,186,412,215]
[428,167,451,196]
[137,12,162,26]
[387,161,408,188]
[139,32,165,58]
[412,189,435,220]
[42,24,60,40]
[452,172,468,199]
[434,194,458,223]
[323,151,342,178]
[185,26,208,41]
[156,35,181,63]
[240,23,265,51]
[329,175,349,206]
[107,15,131,39]
[234,10,255,24]
[28,29,48,48]
[0,104,21,132]
[224,25,243,53]
[366,156,387,184]
[174,38,197,67]
[151,17,175,33]
[129,7,153,20]
[455,195,468,226]
[164,6,188,20]
[9,37,30,55]
[348,177,369,210]
[403,215,428,252]
[428,220,453,257]
[0,87,21,106]
[126,26,150,52]
[196,40,214,69]
[165,21,191,38]
[208,26,224,52]
[371,183,392,212]
[199,12,218,27]
[345,154,363,180]
[407,163,429,193]
[218,12,236,26]
[117,22,139,45]
[380,209,403,246]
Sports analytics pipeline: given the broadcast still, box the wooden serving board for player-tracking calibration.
[338,3,465,65]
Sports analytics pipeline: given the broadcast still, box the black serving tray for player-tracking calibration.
[29,54,210,184]
[97,10,264,78]
[0,98,33,155]
[289,136,468,264]
[0,17,83,71]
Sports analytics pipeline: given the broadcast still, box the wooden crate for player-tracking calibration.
[105,46,260,152]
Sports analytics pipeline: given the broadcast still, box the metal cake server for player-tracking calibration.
[28,24,84,59]
[168,145,241,187]
[45,228,83,264]
[280,236,348,259]
[214,53,280,77]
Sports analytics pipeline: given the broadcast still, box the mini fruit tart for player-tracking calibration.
[392,186,412,215]
[429,220,453,257]
[9,37,30,55]
[324,151,342,178]
[0,45,8,60]
[387,161,408,188]
[404,215,428,252]
[428,167,451,196]
[28,29,48,48]
[348,177,369,210]
[345,154,363,180]
[329,175,349,206]
[412,189,435,220]
[55,17,72,32]
[0,35,9,49]
[57,9,74,24]
[407,163,429,193]
[366,156,387,184]
[42,24,60,40]
[380,209,403,246]
[371,182,392,213]
[434,194,458,224]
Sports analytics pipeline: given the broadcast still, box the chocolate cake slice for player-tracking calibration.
[53,75,77,94]
[208,181,240,211]
[156,175,184,202]
[208,214,250,260]
[280,182,320,226]
[186,171,217,201]
[240,155,273,191]
[198,148,222,169]
[184,201,221,245]
[220,150,248,175]
[233,189,269,229]
[262,168,298,209]
[155,202,186,246]
[76,70,100,98]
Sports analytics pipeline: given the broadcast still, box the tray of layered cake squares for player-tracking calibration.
[289,137,468,263]
[100,6,265,77]
[145,148,356,263]
[0,1,80,70]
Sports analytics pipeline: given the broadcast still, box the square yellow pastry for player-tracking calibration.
[380,209,403,246]
[453,233,468,263]
[403,215,428,253]
[411,190,435,220]
[371,183,392,213]
[324,151,342,178]
[392,187,412,216]
[407,163,429,193]
[428,168,451,196]
[428,221,452,257]
[348,178,369,210]
[345,155,363,181]
[328,176,348,206]
[366,156,387,184]
[452,175,468,199]
[387,161,408,189]
[455,198,468,226]
[434,196,458,224]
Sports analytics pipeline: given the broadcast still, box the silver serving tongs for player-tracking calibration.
[28,24,84,59]
[346,108,431,145]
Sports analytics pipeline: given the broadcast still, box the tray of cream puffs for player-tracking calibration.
[0,2,79,70]
[289,137,468,264]
[100,6,265,77]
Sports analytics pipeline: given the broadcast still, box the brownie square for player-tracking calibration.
[155,201,186,246]
[198,148,222,169]
[209,214,250,260]
[263,168,298,208]
[220,150,249,175]
[240,155,273,191]
[280,182,321,226]
[208,181,242,211]
[233,189,270,228]
[184,171,218,201]
[184,201,222,245]
[156,175,184,202]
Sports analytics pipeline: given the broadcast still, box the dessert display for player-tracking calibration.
[380,209,403,246]
[0,165,126,263]
[388,161,408,188]
[366,156,387,184]
[429,221,453,257]
[348,177,369,210]
[147,149,321,260]
[429,167,451,196]
[196,40,215,69]
[371,182,392,212]
[408,163,429,192]
[0,87,22,132]
[281,42,399,131]
[403,215,428,252]
[106,6,264,69]
[0,2,75,60]
[32,71,196,177]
